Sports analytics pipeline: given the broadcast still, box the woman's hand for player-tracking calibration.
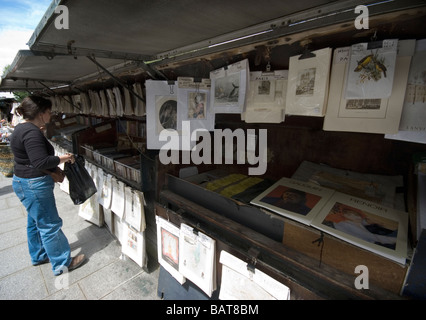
[59,153,75,164]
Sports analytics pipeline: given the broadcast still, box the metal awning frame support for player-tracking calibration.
[86,55,147,104]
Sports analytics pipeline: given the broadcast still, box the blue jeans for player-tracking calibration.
[12,175,71,275]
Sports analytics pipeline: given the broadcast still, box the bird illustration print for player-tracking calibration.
[354,51,387,82]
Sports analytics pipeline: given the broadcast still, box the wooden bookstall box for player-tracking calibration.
[73,119,155,192]
[164,173,408,297]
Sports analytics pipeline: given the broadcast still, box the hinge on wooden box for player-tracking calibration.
[247,248,260,274]
[312,231,325,268]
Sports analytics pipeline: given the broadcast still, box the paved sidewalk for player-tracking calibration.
[0,173,160,300]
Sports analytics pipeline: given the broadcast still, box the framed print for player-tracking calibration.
[210,59,249,114]
[285,47,332,116]
[146,80,180,150]
[156,216,186,284]
[323,40,415,134]
[250,177,335,225]
[311,192,408,265]
[242,70,287,123]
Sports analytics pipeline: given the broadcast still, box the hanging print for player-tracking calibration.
[345,39,398,99]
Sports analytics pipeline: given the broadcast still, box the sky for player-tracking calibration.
[0,0,52,96]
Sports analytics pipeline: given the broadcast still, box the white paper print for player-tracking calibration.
[385,39,426,144]
[110,178,126,219]
[124,187,146,232]
[286,48,332,116]
[179,223,216,296]
[122,222,147,268]
[345,39,398,99]
[210,59,249,114]
[156,216,186,284]
[146,80,180,150]
[242,70,288,123]
[219,251,290,300]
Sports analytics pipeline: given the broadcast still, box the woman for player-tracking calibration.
[10,95,85,276]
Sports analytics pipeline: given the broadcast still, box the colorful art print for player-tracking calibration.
[259,185,321,216]
[311,192,408,264]
[250,177,335,225]
[161,227,179,269]
[187,92,207,119]
[353,52,388,83]
[320,202,398,250]
[324,42,413,133]
[345,40,398,100]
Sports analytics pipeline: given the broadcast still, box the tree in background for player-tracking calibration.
[2,65,29,102]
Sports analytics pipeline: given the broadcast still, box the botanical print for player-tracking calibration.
[345,40,398,99]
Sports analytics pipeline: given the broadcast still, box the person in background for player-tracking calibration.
[9,95,85,276]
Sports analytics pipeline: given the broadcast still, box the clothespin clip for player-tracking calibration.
[299,46,316,60]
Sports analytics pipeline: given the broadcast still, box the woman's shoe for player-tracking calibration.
[32,258,49,266]
[68,254,86,271]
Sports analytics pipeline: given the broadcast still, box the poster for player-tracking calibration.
[311,192,408,265]
[156,216,186,284]
[250,177,334,225]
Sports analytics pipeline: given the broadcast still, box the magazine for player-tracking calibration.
[310,192,408,265]
[250,177,335,225]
